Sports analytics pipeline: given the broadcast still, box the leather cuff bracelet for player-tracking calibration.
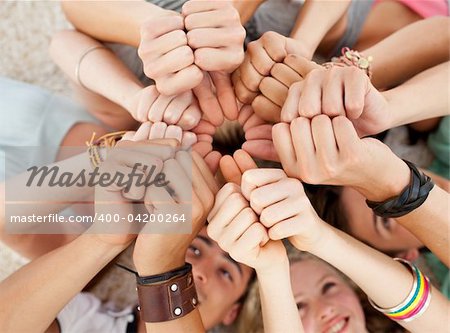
[366,160,434,218]
[136,264,198,323]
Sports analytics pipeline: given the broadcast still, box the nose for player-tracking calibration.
[192,259,210,285]
[313,300,336,323]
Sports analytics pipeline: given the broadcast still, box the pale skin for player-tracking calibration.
[209,150,304,333]
[0,138,177,259]
[241,17,450,124]
[240,168,449,333]
[243,61,450,161]
[232,0,352,107]
[0,138,251,332]
[50,29,223,171]
[60,1,243,126]
[272,116,450,267]
[50,30,202,130]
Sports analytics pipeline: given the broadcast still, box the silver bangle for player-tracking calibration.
[75,45,107,91]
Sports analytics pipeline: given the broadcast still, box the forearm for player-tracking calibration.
[364,17,450,89]
[383,62,450,131]
[0,235,125,332]
[233,0,264,25]
[396,186,450,267]
[0,152,98,257]
[135,255,206,333]
[144,310,205,333]
[257,261,304,333]
[290,0,350,57]
[306,225,449,333]
[50,30,143,110]
[61,0,165,47]
[1,152,94,231]
[350,150,449,266]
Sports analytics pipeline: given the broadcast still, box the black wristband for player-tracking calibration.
[137,263,192,285]
[116,262,192,285]
[366,160,434,218]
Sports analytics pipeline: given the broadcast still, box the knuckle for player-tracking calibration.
[174,29,188,45]
[206,224,218,240]
[179,45,194,60]
[144,64,160,79]
[262,31,278,43]
[184,15,195,31]
[259,209,272,226]
[186,30,199,48]
[229,191,245,205]
[217,237,230,251]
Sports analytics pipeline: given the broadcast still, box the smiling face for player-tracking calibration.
[340,187,423,253]
[290,259,368,333]
[185,227,254,330]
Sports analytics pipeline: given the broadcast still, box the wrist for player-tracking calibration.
[134,253,186,277]
[286,37,314,60]
[289,215,328,253]
[381,89,399,131]
[83,234,128,257]
[255,256,289,277]
[355,155,411,202]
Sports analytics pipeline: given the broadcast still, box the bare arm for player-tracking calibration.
[306,225,449,333]
[383,62,450,130]
[290,0,351,59]
[364,16,450,89]
[0,151,95,258]
[49,30,141,129]
[0,234,127,333]
[61,0,166,47]
[233,0,265,25]
[395,185,450,267]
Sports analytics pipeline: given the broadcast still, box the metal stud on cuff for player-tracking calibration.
[170,283,178,292]
[174,307,182,316]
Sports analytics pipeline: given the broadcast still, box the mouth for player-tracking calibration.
[324,317,349,333]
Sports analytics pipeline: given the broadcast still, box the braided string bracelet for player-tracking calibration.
[86,131,127,168]
[323,47,373,79]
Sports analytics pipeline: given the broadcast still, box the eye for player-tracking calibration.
[219,268,233,282]
[322,282,336,294]
[296,302,306,310]
[188,245,201,257]
[382,218,392,230]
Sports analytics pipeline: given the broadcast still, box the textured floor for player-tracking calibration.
[0,1,138,311]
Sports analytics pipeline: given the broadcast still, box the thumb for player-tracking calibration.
[193,72,224,126]
[210,71,239,121]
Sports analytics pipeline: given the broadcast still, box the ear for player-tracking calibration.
[221,303,241,326]
[395,248,420,262]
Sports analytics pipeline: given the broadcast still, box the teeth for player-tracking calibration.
[327,319,346,333]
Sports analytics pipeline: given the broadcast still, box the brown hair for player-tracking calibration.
[305,185,351,234]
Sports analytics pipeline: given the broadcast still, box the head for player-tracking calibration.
[185,227,255,330]
[289,253,367,333]
[311,185,422,260]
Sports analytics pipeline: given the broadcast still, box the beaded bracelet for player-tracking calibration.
[369,259,432,322]
[323,47,373,79]
[85,131,127,168]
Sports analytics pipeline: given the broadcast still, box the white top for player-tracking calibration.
[57,293,134,333]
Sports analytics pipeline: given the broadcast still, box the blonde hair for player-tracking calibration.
[235,245,406,333]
